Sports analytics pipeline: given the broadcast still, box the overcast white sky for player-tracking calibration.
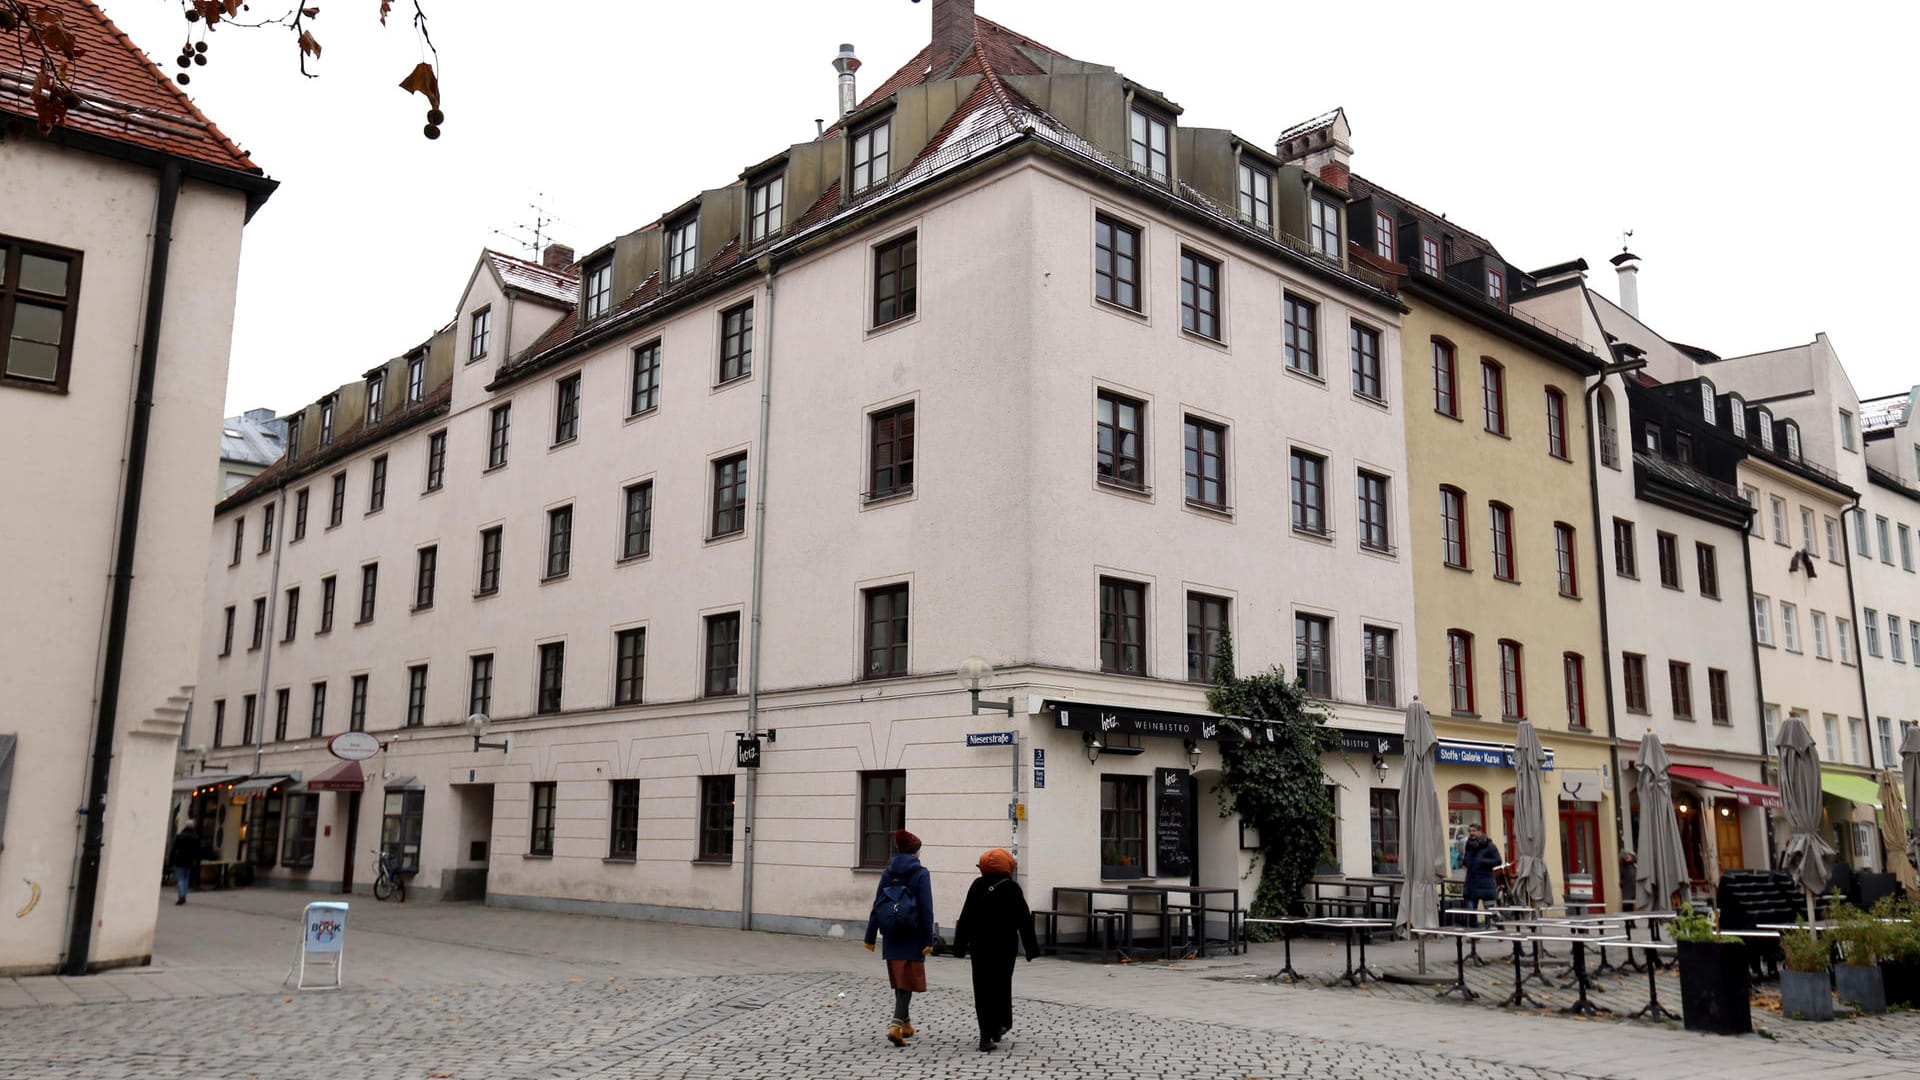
[101,0,1918,417]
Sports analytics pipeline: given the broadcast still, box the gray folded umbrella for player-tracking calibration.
[1776,716,1834,919]
[1511,721,1553,908]
[1633,731,1689,913]
[1903,724,1920,877]
[1395,699,1444,934]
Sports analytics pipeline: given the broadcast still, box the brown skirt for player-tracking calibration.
[885,958,927,992]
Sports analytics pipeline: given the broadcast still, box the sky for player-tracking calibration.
[97,0,1920,418]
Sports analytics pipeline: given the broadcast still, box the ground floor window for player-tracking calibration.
[1447,784,1486,871]
[1368,788,1400,875]
[382,789,424,875]
[281,794,318,868]
[859,770,907,868]
[609,779,640,860]
[699,775,735,862]
[245,792,281,869]
[1100,774,1147,878]
[529,782,557,857]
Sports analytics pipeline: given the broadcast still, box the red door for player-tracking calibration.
[1558,799,1603,905]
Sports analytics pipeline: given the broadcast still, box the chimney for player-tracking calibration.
[542,242,575,271]
[1611,250,1640,318]
[1274,108,1352,193]
[833,44,861,117]
[930,0,975,74]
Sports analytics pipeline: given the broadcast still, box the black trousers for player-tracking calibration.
[969,952,1016,1037]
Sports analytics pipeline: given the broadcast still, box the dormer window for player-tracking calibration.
[1757,408,1775,451]
[1236,162,1273,232]
[365,372,385,424]
[407,354,425,403]
[1675,432,1693,465]
[469,306,491,362]
[1309,194,1343,258]
[1128,107,1169,182]
[287,417,301,460]
[1641,421,1660,453]
[1486,269,1505,304]
[583,258,612,322]
[1421,235,1440,276]
[1699,379,1715,424]
[748,174,784,244]
[851,118,891,194]
[319,397,335,446]
[1729,395,1746,438]
[1374,211,1394,259]
[666,215,699,283]
[1785,422,1801,460]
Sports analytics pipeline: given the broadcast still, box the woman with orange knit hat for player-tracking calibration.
[951,848,1039,1052]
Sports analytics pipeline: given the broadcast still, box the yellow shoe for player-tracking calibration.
[887,1022,907,1047]
[899,1023,916,1038]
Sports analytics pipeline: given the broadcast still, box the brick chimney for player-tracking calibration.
[930,0,975,74]
[542,243,575,271]
[1275,107,1352,193]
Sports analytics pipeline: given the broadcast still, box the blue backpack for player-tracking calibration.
[872,867,923,939]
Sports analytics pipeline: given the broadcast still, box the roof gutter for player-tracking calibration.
[11,122,278,221]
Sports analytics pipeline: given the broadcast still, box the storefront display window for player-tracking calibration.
[246,792,282,869]
[281,794,318,868]
[1368,788,1400,875]
[1100,775,1146,878]
[1446,784,1485,870]
[382,788,424,875]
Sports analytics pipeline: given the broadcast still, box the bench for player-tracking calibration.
[1032,908,1123,963]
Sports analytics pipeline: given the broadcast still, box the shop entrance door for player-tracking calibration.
[447,783,495,901]
[1713,799,1744,872]
[1558,799,1603,905]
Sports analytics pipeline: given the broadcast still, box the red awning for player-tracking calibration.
[306,760,365,793]
[1669,764,1780,809]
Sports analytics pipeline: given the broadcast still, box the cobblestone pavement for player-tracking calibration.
[2,890,1917,1079]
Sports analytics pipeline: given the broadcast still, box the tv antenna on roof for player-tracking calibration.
[489,193,574,257]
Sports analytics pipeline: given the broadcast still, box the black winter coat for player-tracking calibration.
[169,829,202,868]
[951,873,1040,962]
[1462,834,1501,900]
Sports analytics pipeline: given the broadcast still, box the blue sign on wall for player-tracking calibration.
[1033,747,1046,767]
[1434,739,1556,770]
[966,732,1015,747]
[1033,767,1046,789]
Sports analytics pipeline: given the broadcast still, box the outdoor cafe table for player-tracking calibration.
[1443,908,1502,966]
[1051,885,1174,960]
[1500,931,1628,1016]
[1306,917,1394,986]
[1414,927,1500,1001]
[1245,916,1314,982]
[1613,912,1677,971]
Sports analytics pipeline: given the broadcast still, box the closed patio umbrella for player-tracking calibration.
[1776,716,1834,924]
[1877,770,1918,895]
[1633,731,1689,913]
[1510,721,1553,908]
[1395,698,1444,936]
[1905,725,1920,879]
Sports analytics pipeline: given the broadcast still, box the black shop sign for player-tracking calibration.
[1156,768,1193,880]
[1049,701,1275,745]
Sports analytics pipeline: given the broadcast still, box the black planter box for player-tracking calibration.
[1677,940,1752,1035]
[1881,958,1920,1009]
[1837,963,1887,1014]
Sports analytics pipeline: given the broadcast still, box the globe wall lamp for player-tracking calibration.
[466,712,508,753]
[957,656,1015,717]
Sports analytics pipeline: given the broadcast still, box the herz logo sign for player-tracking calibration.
[1099,712,1121,732]
[1200,721,1219,739]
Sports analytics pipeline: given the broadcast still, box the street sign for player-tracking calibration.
[1033,748,1045,767]
[1033,767,1046,789]
[1007,802,1026,820]
[735,737,762,769]
[327,732,380,761]
[965,732,1015,747]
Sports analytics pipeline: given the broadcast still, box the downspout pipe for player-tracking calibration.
[65,157,183,976]
[1739,518,1775,865]
[1584,368,1634,879]
[741,258,778,931]
[252,483,291,775]
[1841,496,1876,770]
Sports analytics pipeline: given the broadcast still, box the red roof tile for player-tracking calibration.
[0,0,261,175]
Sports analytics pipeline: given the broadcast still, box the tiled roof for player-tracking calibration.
[0,0,261,175]
[1348,174,1500,262]
[489,250,579,306]
[1860,392,1911,433]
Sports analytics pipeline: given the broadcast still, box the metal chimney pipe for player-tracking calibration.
[833,44,861,117]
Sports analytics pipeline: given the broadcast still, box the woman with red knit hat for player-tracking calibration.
[952,848,1039,1052]
[864,828,935,1047]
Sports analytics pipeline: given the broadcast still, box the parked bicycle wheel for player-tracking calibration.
[373,871,395,902]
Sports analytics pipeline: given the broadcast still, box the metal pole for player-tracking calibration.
[740,261,778,932]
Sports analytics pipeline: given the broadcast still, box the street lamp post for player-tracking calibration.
[957,657,1020,868]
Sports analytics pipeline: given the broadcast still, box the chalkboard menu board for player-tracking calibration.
[1155,768,1192,879]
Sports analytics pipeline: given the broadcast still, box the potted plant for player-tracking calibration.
[1831,901,1889,1014]
[1777,925,1833,1020]
[1872,898,1920,1008]
[1672,903,1752,1035]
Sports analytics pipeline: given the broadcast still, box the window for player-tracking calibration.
[319,575,335,633]
[1891,614,1906,663]
[1487,268,1505,303]
[251,597,266,649]
[614,628,646,705]
[1128,107,1169,180]
[1813,610,1830,658]
[1674,432,1693,465]
[582,259,612,322]
[622,482,653,560]
[609,779,640,860]
[1489,503,1516,581]
[1622,653,1649,713]
[1432,339,1458,417]
[357,563,378,623]
[1708,669,1730,725]
[1237,162,1273,230]
[1641,421,1660,453]
[872,233,918,327]
[1840,408,1856,451]
[319,397,335,445]
[1096,390,1145,488]
[231,518,245,566]
[698,775,736,862]
[1656,531,1681,588]
[1350,324,1383,400]
[1880,718,1896,768]
[1911,622,1920,666]
[1290,449,1328,536]
[718,302,753,384]
[545,505,573,579]
[1480,359,1507,435]
[0,236,82,388]
[1093,215,1142,311]
[529,782,556,857]
[1838,618,1855,664]
[1695,543,1719,599]
[711,453,748,538]
[1599,392,1620,466]
[283,795,318,868]
[367,455,387,513]
[859,771,907,869]
[1758,409,1775,451]
[405,664,428,728]
[862,584,910,679]
[748,175,784,244]
[1295,613,1332,697]
[1866,608,1883,656]
[1421,235,1440,276]
[1374,210,1394,259]
[293,488,308,541]
[1563,653,1587,729]
[349,674,368,732]
[1370,789,1401,875]
[553,373,580,445]
[282,587,299,642]
[1186,593,1230,683]
[1801,508,1818,555]
[1447,630,1475,713]
[1498,640,1524,719]
[1857,508,1873,557]
[629,341,661,416]
[365,372,385,425]
[537,641,566,714]
[1183,416,1227,509]
[851,118,890,192]
[469,306,491,361]
[1668,661,1693,719]
[1827,516,1842,563]
[1777,601,1798,652]
[705,613,741,696]
[274,688,290,742]
[1753,595,1773,646]
[1357,471,1391,552]
[468,654,493,717]
[381,788,424,875]
[329,472,346,527]
[1178,249,1221,339]
[477,527,503,596]
[1827,715,1844,761]
[1613,518,1637,578]
[1283,295,1319,377]
[868,403,914,498]
[424,431,446,492]
[1878,516,1894,564]
[220,606,235,656]
[414,546,437,609]
[1545,389,1568,458]
[407,355,424,402]
[665,216,698,282]
[1099,775,1148,877]
[1309,195,1342,257]
[1902,524,1914,571]
[260,504,275,553]
[212,699,226,747]
[487,404,511,469]
[1764,706,1781,754]
[1099,577,1146,675]
[1440,487,1468,568]
[1364,625,1396,707]
[1554,523,1578,597]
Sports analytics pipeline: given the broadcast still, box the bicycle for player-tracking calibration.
[371,847,408,902]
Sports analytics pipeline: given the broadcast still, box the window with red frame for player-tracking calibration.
[1487,269,1505,304]
[1375,212,1394,260]
[1498,640,1524,719]
[1432,338,1458,417]
[1554,522,1578,597]
[1447,630,1475,713]
[1481,359,1507,435]
[1545,388,1569,458]
[1441,487,1468,568]
[1563,653,1587,728]
[1490,502,1516,581]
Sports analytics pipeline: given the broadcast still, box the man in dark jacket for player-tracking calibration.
[168,824,201,905]
[1461,823,1501,910]
[951,848,1039,1053]
[863,829,934,1047]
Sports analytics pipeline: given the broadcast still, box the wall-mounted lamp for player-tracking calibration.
[466,712,508,753]
[1083,731,1103,764]
[1373,753,1389,783]
[957,656,1015,717]
[1185,740,1202,771]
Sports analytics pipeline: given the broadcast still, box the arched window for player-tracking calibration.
[1500,788,1517,865]
[1432,338,1458,418]
[1728,394,1746,439]
[1784,421,1802,460]
[1481,358,1507,435]
[1446,629,1475,713]
[1544,387,1569,458]
[1440,486,1469,568]
[1699,378,1716,424]
[1756,407,1775,451]
[1448,784,1487,871]
[1596,387,1619,469]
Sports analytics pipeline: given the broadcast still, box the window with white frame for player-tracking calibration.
[665,215,698,282]
[1742,486,1761,537]
[1753,595,1773,646]
[1128,107,1169,180]
[1838,618,1855,663]
[1310,195,1342,258]
[1878,515,1894,564]
[1374,211,1394,259]
[748,174,783,244]
[1237,162,1272,231]
[583,259,612,322]
[1801,508,1817,555]
[1770,497,1787,545]
[1865,608,1882,656]
[1827,516,1842,563]
[1890,614,1905,663]
[1781,602,1800,652]
[1840,408,1856,451]
[851,118,891,193]
[1812,610,1830,658]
